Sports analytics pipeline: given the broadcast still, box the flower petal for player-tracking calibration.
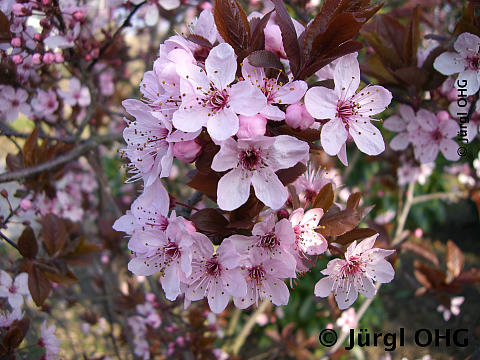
[321,118,348,155]
[217,168,252,211]
[304,86,338,119]
[205,43,237,89]
[251,169,288,210]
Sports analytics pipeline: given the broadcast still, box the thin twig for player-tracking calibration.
[0,133,122,184]
[0,232,19,251]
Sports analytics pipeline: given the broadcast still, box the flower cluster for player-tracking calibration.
[114,7,396,313]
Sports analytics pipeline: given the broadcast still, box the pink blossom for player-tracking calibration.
[136,302,161,328]
[0,308,23,328]
[32,89,59,119]
[437,296,464,321]
[0,271,29,309]
[211,135,309,210]
[173,43,267,141]
[233,250,293,309]
[0,86,31,122]
[410,109,460,163]
[293,163,340,204]
[264,24,286,58]
[241,58,307,121]
[39,321,61,360]
[336,308,357,333]
[228,214,297,275]
[172,140,202,163]
[185,237,247,313]
[58,77,91,107]
[289,208,328,259]
[304,53,392,163]
[434,32,480,95]
[127,211,194,300]
[99,71,115,96]
[237,114,267,139]
[383,105,418,151]
[314,235,395,310]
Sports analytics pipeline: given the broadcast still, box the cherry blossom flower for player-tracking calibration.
[336,308,357,333]
[383,105,418,151]
[437,296,464,321]
[410,110,460,163]
[211,135,309,210]
[136,302,161,328]
[289,208,328,262]
[293,163,340,204]
[233,250,293,309]
[314,235,395,310]
[58,77,91,107]
[0,271,29,309]
[0,85,31,122]
[39,321,61,360]
[173,43,267,141]
[0,308,23,328]
[241,59,308,120]
[185,237,247,313]
[32,89,59,121]
[434,32,480,95]
[304,53,392,163]
[228,214,297,274]
[127,211,194,300]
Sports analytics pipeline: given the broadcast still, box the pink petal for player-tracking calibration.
[269,135,309,170]
[260,104,286,120]
[274,218,296,245]
[273,80,308,104]
[304,86,337,119]
[211,137,239,171]
[251,169,288,210]
[207,280,230,313]
[264,278,289,306]
[439,118,459,138]
[433,52,464,75]
[456,70,480,96]
[161,265,182,301]
[383,115,406,132]
[321,118,348,155]
[454,32,480,55]
[356,275,376,298]
[416,109,438,132]
[440,139,460,161]
[390,132,410,151]
[217,168,252,211]
[355,86,392,117]
[205,43,237,89]
[241,58,265,85]
[229,80,267,116]
[13,273,28,295]
[366,259,394,283]
[289,208,304,226]
[206,108,239,141]
[301,208,324,228]
[314,276,334,297]
[128,257,159,276]
[334,52,360,99]
[334,280,358,310]
[173,108,208,133]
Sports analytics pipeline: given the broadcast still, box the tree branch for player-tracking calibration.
[0,133,122,184]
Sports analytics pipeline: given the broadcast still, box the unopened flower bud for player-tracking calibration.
[42,52,55,64]
[54,53,64,63]
[237,114,267,138]
[33,33,42,42]
[32,53,42,64]
[173,140,202,163]
[42,0,52,5]
[12,54,23,64]
[0,189,8,198]
[277,209,289,220]
[285,103,315,130]
[11,37,21,47]
[73,11,84,22]
[20,199,32,211]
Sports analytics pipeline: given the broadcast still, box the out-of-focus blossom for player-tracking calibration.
[437,296,464,321]
[0,86,31,122]
[0,308,23,328]
[383,105,418,151]
[32,89,59,121]
[336,308,357,333]
[0,271,29,309]
[58,77,91,107]
[285,103,315,130]
[39,321,62,360]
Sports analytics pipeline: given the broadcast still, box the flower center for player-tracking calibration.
[336,100,357,124]
[207,89,229,111]
[342,256,362,276]
[206,257,221,277]
[8,285,17,294]
[248,265,265,284]
[164,242,180,259]
[239,148,263,171]
[431,129,442,142]
[467,55,480,71]
[260,232,279,249]
[11,99,19,107]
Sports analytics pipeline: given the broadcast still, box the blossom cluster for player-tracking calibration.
[114,7,396,313]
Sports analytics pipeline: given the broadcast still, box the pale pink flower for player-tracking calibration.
[304,53,392,163]
[434,32,480,95]
[136,302,161,328]
[285,103,315,130]
[0,271,29,309]
[32,89,59,118]
[211,135,309,210]
[293,163,340,204]
[172,140,202,163]
[58,77,91,107]
[44,23,80,49]
[410,110,460,163]
[437,296,464,321]
[264,24,286,58]
[0,86,31,122]
[39,321,61,360]
[289,208,328,259]
[233,251,293,309]
[237,114,267,139]
[336,308,357,333]
[228,214,297,274]
[314,235,395,310]
[241,58,307,120]
[0,308,23,328]
[173,43,267,141]
[383,105,418,151]
[127,211,193,300]
[185,237,247,313]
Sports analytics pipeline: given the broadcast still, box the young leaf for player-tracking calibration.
[191,208,232,236]
[403,6,420,66]
[312,183,334,212]
[41,214,67,256]
[335,227,378,245]
[28,264,51,307]
[276,162,307,186]
[248,50,285,71]
[318,208,361,236]
[446,240,465,283]
[214,0,250,55]
[17,226,38,259]
[249,10,274,51]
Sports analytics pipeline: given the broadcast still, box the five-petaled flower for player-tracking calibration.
[0,271,29,309]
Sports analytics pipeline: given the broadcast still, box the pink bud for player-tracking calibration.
[12,54,23,64]
[90,48,99,59]
[73,11,84,21]
[172,140,202,163]
[33,33,42,42]
[32,53,42,65]
[20,199,32,211]
[42,52,55,64]
[42,0,52,5]
[11,37,21,47]
[200,1,213,9]
[237,114,267,138]
[437,110,450,122]
[54,53,64,63]
[414,228,423,238]
[285,104,315,130]
[85,54,92,61]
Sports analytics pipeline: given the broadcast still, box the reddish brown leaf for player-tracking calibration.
[287,185,301,210]
[214,0,250,55]
[312,183,334,212]
[248,50,285,71]
[318,208,361,237]
[28,264,51,307]
[335,228,378,246]
[191,208,232,236]
[249,10,273,51]
[403,6,420,66]
[187,171,219,199]
[446,240,465,282]
[276,162,307,186]
[401,240,439,266]
[0,11,10,41]
[22,127,40,168]
[186,34,213,48]
[41,214,67,256]
[346,192,361,209]
[271,0,301,76]
[455,268,480,284]
[229,194,264,224]
[63,238,101,266]
[17,226,38,259]
[41,268,78,286]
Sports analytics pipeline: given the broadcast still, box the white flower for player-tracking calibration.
[0,271,29,309]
